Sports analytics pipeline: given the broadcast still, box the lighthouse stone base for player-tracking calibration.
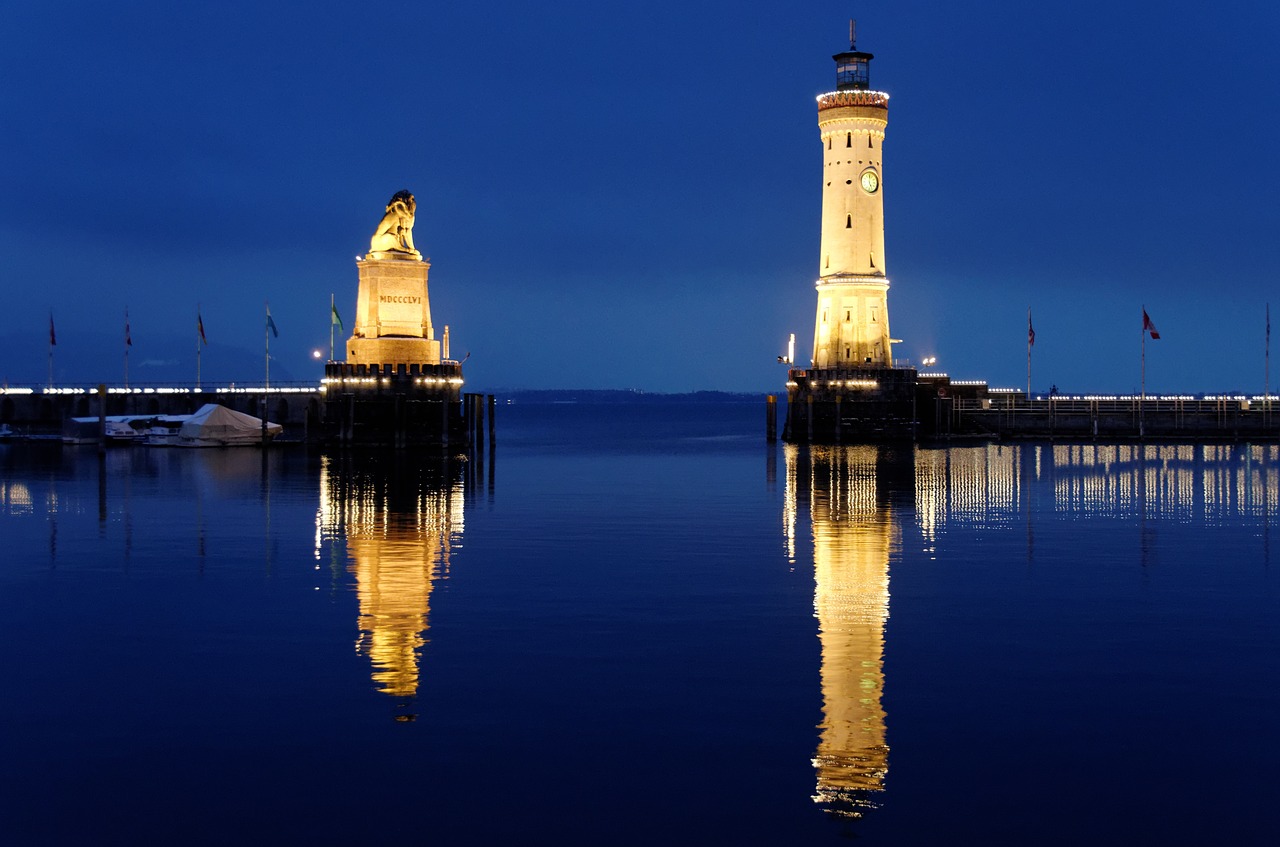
[784,365,918,442]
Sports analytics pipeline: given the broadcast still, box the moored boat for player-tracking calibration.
[142,415,194,446]
[174,404,282,447]
[62,415,156,445]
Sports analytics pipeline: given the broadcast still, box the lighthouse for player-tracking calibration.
[784,25,917,443]
[811,23,893,370]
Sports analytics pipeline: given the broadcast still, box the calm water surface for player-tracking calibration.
[2,402,1277,845]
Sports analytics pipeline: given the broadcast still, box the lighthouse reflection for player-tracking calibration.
[784,440,1280,820]
[785,443,911,818]
[316,454,465,713]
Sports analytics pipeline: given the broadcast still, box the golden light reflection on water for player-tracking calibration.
[316,455,465,703]
[1046,443,1280,522]
[787,444,901,818]
[1,480,36,514]
[786,441,1280,820]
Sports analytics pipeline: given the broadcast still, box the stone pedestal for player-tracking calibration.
[346,256,441,366]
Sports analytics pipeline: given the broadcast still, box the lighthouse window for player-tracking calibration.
[844,310,851,322]
[846,133,852,148]
[827,138,832,150]
[845,346,851,360]
[868,136,873,149]
[871,306,880,323]
[846,214,852,228]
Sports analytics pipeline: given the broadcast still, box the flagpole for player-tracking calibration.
[1266,303,1271,430]
[48,312,54,390]
[329,293,335,362]
[124,307,130,390]
[264,302,271,446]
[196,306,202,391]
[1140,305,1146,437]
[1026,306,1032,402]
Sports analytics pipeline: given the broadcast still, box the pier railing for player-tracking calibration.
[1,381,322,396]
[942,396,1280,440]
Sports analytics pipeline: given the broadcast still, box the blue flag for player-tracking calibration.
[266,307,279,338]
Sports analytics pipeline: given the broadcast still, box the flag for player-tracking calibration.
[1028,309,1035,347]
[331,303,344,331]
[49,313,56,346]
[266,306,279,338]
[197,312,208,346]
[125,309,132,347]
[1143,309,1160,340]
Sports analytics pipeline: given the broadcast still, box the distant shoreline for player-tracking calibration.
[494,389,772,404]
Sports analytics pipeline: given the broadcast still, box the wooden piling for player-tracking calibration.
[487,394,496,446]
[97,384,106,454]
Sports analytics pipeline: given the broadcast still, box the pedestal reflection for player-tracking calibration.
[316,454,465,713]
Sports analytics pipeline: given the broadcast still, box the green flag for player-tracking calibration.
[331,303,344,331]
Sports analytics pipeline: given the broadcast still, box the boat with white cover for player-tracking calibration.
[175,404,282,447]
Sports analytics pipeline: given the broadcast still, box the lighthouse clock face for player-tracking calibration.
[860,169,880,194]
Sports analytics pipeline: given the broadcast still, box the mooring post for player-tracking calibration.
[465,394,476,450]
[766,395,777,442]
[96,383,107,455]
[487,394,496,447]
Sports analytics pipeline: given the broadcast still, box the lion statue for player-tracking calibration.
[369,190,420,256]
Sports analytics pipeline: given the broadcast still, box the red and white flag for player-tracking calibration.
[1143,309,1160,340]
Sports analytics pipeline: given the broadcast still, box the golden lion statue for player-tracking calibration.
[369,190,420,256]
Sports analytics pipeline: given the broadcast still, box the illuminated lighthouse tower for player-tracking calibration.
[812,23,892,369]
[784,25,916,443]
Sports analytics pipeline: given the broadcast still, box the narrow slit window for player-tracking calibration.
[827,137,832,150]
[868,135,873,149]
[846,133,852,148]
[846,214,852,228]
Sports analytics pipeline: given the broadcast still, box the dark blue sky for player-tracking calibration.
[2,1,1277,393]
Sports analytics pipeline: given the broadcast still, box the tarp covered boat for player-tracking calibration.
[175,404,282,447]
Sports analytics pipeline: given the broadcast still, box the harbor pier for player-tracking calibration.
[934,394,1279,441]
[0,381,496,450]
[780,369,1280,443]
